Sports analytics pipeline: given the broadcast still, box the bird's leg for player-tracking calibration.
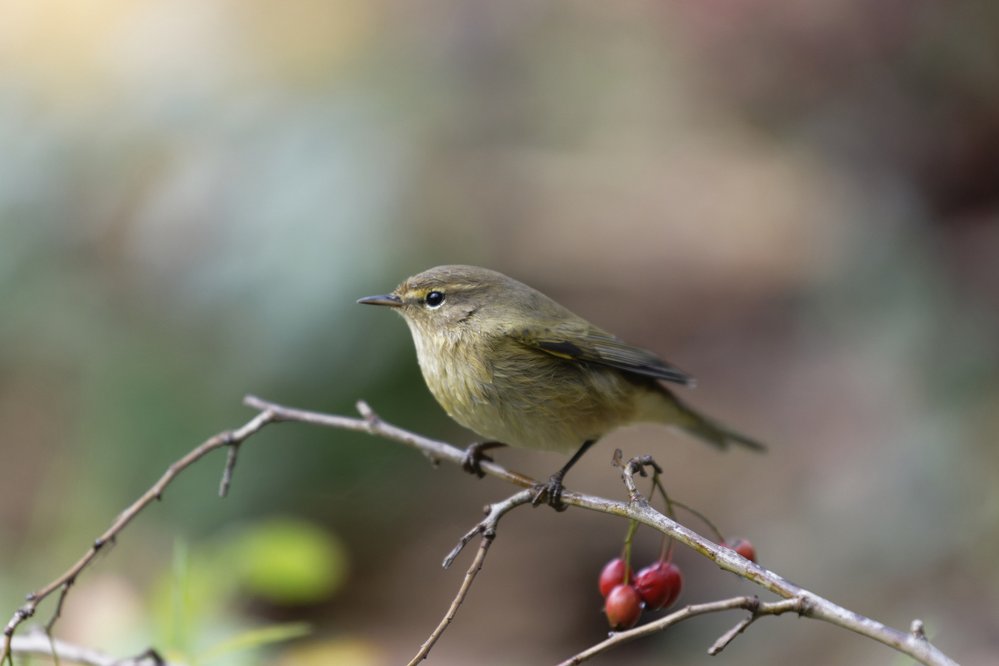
[461,441,508,478]
[532,439,596,511]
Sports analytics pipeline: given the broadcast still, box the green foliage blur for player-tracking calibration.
[2,2,997,664]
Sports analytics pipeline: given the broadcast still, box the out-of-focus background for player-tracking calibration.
[2,1,997,664]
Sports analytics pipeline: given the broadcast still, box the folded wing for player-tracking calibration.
[514,323,696,387]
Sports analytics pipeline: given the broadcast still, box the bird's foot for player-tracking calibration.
[531,473,568,512]
[460,441,507,478]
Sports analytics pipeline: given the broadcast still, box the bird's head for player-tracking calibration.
[358,265,522,342]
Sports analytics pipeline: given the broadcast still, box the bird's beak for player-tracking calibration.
[357,293,403,307]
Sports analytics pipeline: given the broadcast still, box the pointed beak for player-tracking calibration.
[357,293,403,307]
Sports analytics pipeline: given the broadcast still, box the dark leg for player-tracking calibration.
[532,439,597,511]
[461,441,508,478]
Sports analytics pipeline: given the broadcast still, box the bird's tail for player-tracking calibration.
[671,395,767,452]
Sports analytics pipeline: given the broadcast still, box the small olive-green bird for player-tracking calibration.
[359,265,764,508]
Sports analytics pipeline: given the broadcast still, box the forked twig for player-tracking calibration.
[559,596,806,665]
[2,409,277,661]
[408,490,534,665]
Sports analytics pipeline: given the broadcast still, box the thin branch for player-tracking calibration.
[618,454,661,504]
[559,596,805,665]
[408,490,534,666]
[1,408,277,661]
[708,597,806,655]
[10,630,173,666]
[443,490,534,569]
[217,434,240,498]
[44,581,73,634]
[244,396,537,488]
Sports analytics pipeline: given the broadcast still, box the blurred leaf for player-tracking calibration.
[149,520,347,663]
[199,622,312,663]
[229,517,349,605]
[276,638,384,666]
[152,538,231,658]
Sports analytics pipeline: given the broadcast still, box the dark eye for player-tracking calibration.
[425,290,445,308]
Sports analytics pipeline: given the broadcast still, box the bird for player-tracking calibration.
[358,265,764,508]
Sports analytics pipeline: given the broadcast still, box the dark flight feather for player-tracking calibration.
[516,326,696,387]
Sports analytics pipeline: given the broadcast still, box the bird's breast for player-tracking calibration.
[409,327,642,454]
[412,330,500,431]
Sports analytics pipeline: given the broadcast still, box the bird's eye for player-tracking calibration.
[425,291,445,308]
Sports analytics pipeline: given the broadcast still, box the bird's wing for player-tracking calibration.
[511,323,696,387]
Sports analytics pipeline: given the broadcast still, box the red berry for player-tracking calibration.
[633,561,683,611]
[598,557,632,598]
[727,538,757,563]
[604,584,642,630]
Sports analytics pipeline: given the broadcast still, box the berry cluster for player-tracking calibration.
[598,557,683,630]
[597,537,757,631]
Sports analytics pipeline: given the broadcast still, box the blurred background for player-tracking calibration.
[2,1,997,664]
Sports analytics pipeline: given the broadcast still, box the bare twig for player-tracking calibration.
[2,396,960,666]
[559,596,805,665]
[1,408,277,661]
[408,489,534,666]
[708,597,806,655]
[619,454,661,504]
[443,490,534,569]
[10,629,172,666]
[218,434,240,498]
[44,581,73,634]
